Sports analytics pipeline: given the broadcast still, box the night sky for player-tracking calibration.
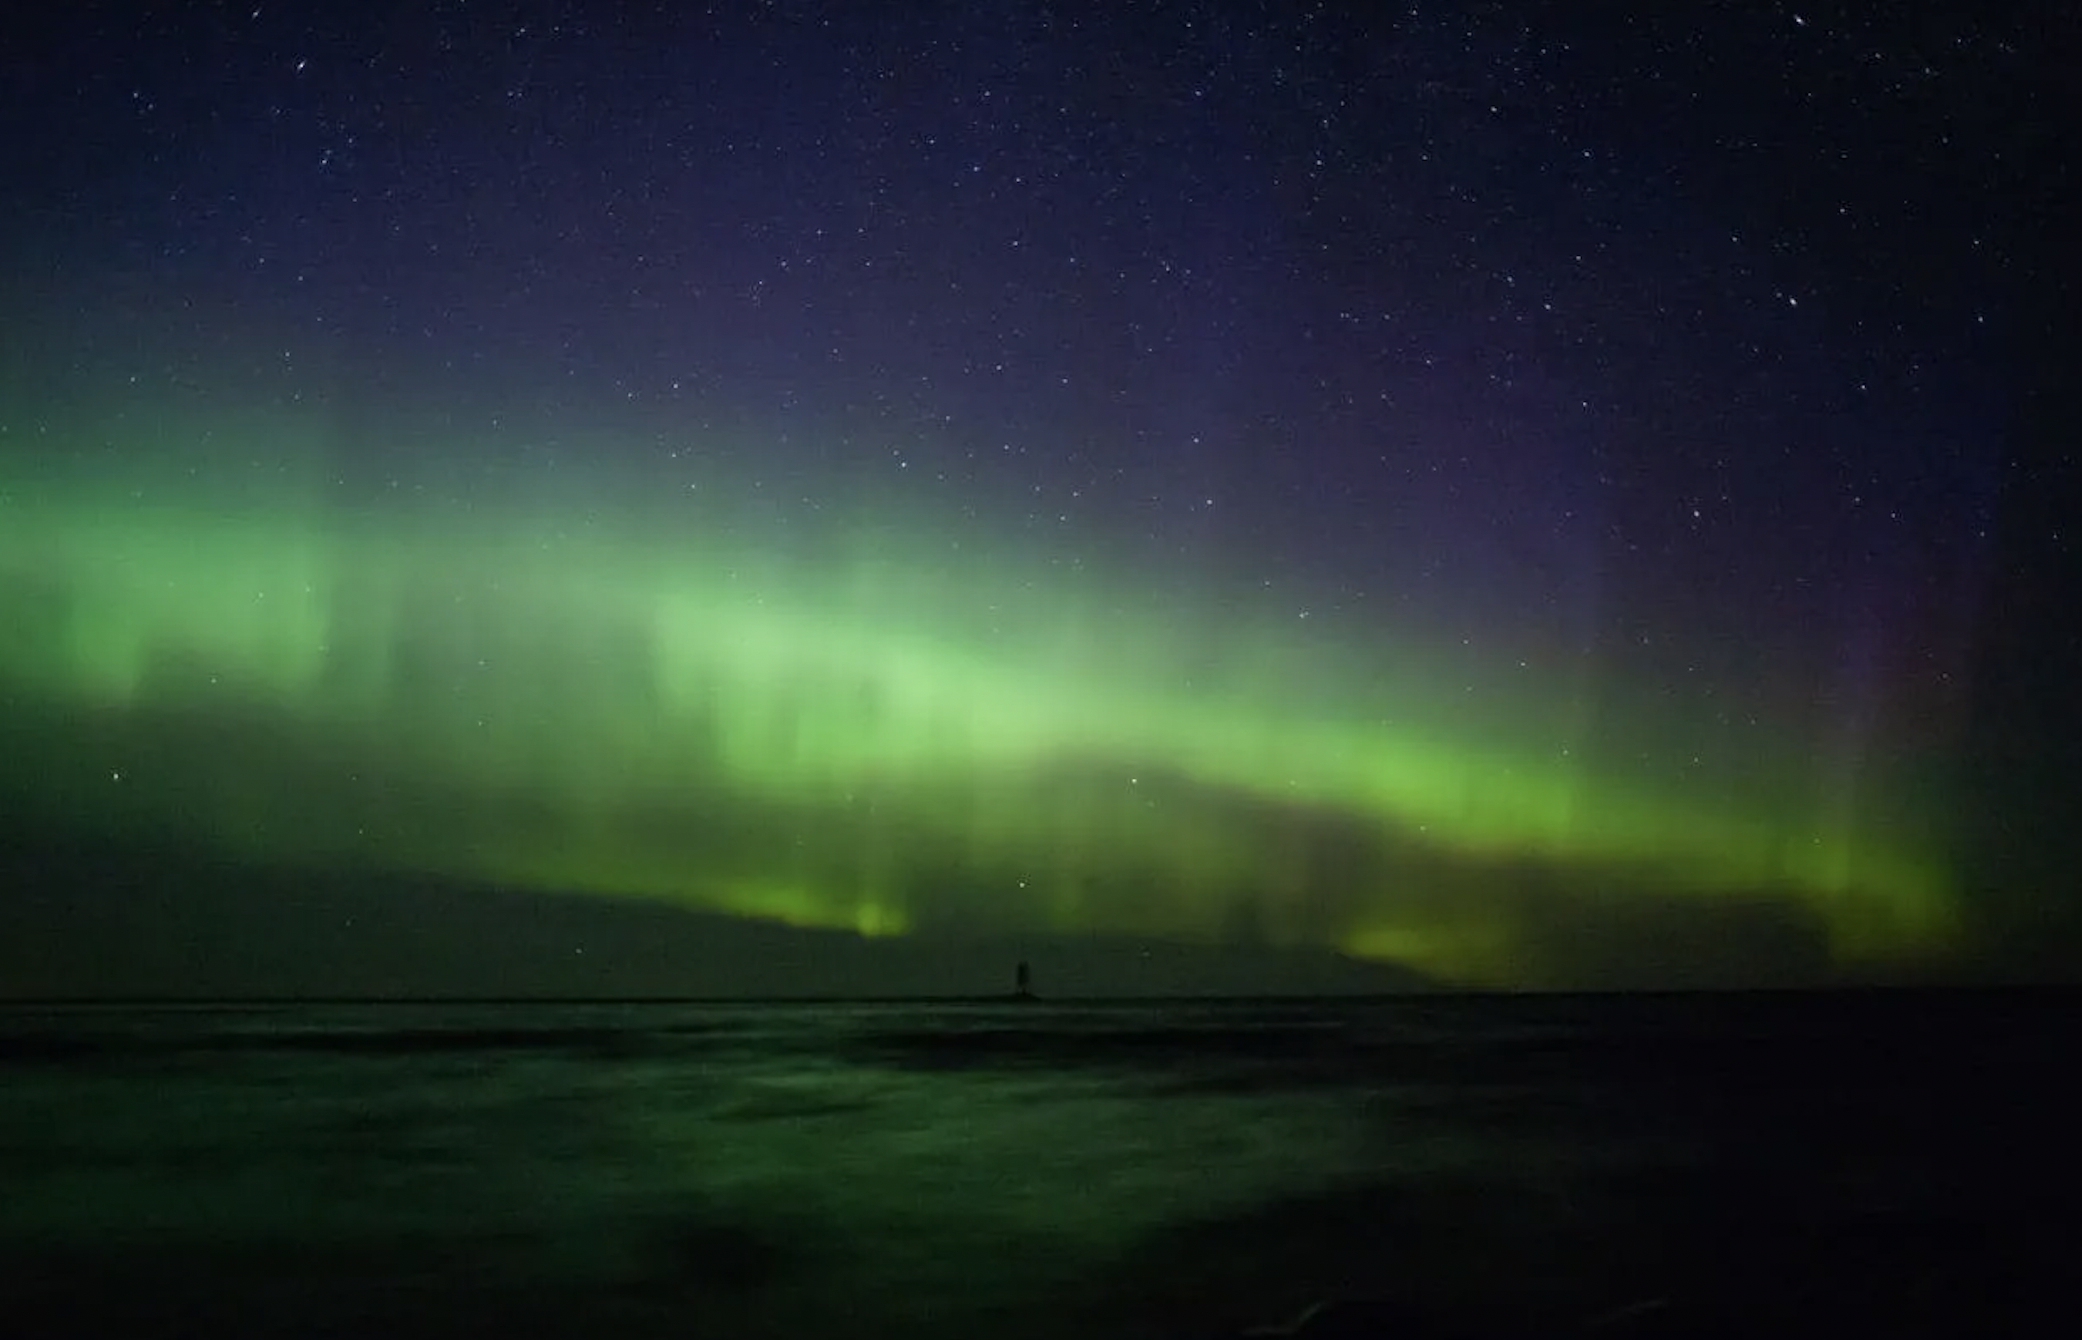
[1,1,2071,995]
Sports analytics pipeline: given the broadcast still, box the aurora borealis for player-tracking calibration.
[0,416,1960,985]
[1,1,2062,990]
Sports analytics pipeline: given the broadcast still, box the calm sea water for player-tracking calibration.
[3,993,2078,1339]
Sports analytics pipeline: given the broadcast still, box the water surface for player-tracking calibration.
[4,993,2075,1337]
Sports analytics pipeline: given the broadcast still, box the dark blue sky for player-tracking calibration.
[2,0,2072,991]
[12,2,2020,686]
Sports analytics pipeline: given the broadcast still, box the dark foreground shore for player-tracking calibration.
[4,991,2077,1339]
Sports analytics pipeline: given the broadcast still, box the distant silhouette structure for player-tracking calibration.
[1013,958,1034,1000]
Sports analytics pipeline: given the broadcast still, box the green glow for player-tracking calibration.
[0,418,1958,984]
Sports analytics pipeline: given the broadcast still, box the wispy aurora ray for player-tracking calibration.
[0,423,1954,984]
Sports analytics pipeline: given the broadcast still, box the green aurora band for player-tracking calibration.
[0,413,1957,985]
